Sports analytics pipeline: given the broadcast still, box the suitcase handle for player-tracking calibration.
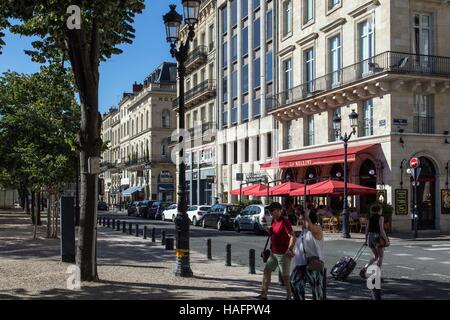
[353,243,367,261]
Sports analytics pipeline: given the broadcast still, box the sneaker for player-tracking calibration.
[255,294,268,300]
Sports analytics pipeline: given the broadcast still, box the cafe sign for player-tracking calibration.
[395,189,408,215]
[246,172,267,183]
[441,189,450,215]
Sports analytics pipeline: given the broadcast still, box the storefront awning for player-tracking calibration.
[260,144,378,169]
[122,186,142,197]
[159,184,174,192]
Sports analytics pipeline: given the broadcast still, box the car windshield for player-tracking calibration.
[227,206,242,215]
[200,206,210,211]
[187,206,197,211]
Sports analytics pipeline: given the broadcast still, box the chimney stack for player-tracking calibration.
[133,81,143,93]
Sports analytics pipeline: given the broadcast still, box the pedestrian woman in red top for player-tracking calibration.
[257,202,296,300]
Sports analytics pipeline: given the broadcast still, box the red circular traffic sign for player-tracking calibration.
[409,157,420,168]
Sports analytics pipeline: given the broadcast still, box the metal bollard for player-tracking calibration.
[143,226,147,239]
[107,218,110,228]
[122,221,126,233]
[112,219,115,229]
[128,222,132,235]
[206,239,212,260]
[135,224,139,237]
[116,220,120,231]
[226,244,231,266]
[249,249,256,274]
[151,228,156,243]
[165,237,174,250]
[161,230,166,245]
[323,268,327,300]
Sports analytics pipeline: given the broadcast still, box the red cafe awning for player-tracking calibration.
[290,179,377,197]
[230,184,268,196]
[253,181,305,197]
[261,144,378,169]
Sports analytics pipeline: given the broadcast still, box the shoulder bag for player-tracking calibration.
[302,232,324,272]
[261,235,271,263]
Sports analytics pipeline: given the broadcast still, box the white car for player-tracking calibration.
[187,205,211,226]
[163,204,178,222]
[234,205,272,234]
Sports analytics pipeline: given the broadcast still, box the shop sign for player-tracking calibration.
[441,189,450,215]
[395,189,408,215]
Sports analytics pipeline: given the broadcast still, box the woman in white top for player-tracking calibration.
[290,208,325,300]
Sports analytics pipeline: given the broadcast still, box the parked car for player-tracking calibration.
[137,200,155,218]
[201,204,242,230]
[97,201,109,211]
[163,204,178,222]
[187,205,211,226]
[149,201,168,220]
[127,201,140,216]
[234,205,271,234]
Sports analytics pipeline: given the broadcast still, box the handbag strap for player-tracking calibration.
[263,235,271,251]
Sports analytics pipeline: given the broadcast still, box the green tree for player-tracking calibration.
[0,65,80,238]
[0,0,145,281]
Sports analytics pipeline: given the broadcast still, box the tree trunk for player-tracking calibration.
[37,192,42,226]
[31,191,35,224]
[46,192,51,238]
[33,191,38,239]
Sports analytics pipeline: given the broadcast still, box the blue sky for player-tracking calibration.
[0,0,180,114]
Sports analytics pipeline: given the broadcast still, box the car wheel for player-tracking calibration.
[234,223,240,233]
[217,219,222,231]
[202,219,207,228]
[192,217,197,226]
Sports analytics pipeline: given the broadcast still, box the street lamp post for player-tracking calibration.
[163,1,201,277]
[333,109,359,239]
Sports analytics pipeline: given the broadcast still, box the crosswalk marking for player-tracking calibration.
[431,244,450,247]
[423,273,450,280]
[440,261,450,265]
[416,257,435,261]
[395,265,415,270]
[424,247,450,251]
[392,253,412,256]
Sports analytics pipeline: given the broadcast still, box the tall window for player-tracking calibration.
[253,57,261,88]
[231,0,238,27]
[358,18,374,74]
[328,0,340,11]
[253,18,260,48]
[222,109,228,128]
[267,133,272,158]
[242,63,249,93]
[362,99,374,136]
[329,34,341,86]
[242,0,249,18]
[162,109,170,128]
[242,26,249,55]
[222,41,228,68]
[221,7,227,34]
[233,141,238,164]
[283,58,292,101]
[304,0,314,24]
[304,48,315,93]
[266,9,273,40]
[223,144,227,165]
[266,51,273,82]
[306,115,315,146]
[242,102,249,121]
[245,138,249,162]
[253,97,261,118]
[413,13,432,67]
[231,105,238,124]
[285,121,293,149]
[231,70,238,98]
[231,35,238,62]
[223,76,228,102]
[282,0,292,37]
[414,94,434,134]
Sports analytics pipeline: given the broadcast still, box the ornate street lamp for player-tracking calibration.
[163,1,200,277]
[333,109,359,239]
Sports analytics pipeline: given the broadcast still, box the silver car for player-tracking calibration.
[234,205,272,234]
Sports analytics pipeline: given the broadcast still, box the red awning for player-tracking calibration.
[290,179,377,197]
[253,181,305,197]
[243,184,270,196]
[230,184,267,196]
[261,144,378,169]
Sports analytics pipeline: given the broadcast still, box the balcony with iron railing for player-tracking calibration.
[172,79,216,110]
[268,51,450,117]
[185,45,208,74]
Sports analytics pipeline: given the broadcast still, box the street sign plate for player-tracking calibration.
[409,157,420,168]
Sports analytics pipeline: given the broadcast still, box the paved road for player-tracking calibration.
[99,211,450,299]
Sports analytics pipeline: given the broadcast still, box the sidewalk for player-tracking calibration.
[0,212,384,300]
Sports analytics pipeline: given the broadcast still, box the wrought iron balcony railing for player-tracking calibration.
[267,51,450,112]
[172,79,216,110]
[185,45,208,72]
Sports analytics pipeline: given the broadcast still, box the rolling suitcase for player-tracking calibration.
[330,244,366,281]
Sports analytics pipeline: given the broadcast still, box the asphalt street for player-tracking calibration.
[99,211,450,299]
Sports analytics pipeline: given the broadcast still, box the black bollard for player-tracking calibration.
[143,226,147,239]
[128,222,132,235]
[112,219,115,229]
[323,268,327,300]
[116,220,120,231]
[249,249,256,274]
[107,218,110,228]
[161,230,166,245]
[122,221,126,233]
[135,224,139,237]
[151,228,156,243]
[165,237,174,250]
[226,244,231,266]
[206,239,212,260]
